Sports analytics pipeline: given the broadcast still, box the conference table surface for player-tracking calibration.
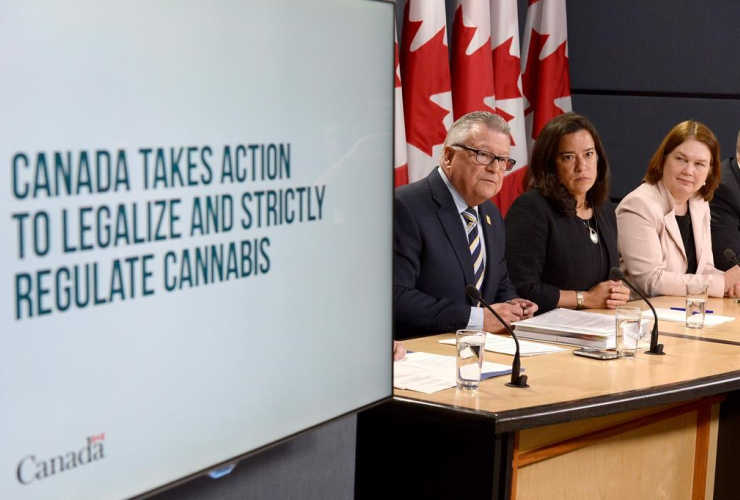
[394,296,740,432]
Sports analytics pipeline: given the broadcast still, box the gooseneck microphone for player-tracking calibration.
[724,248,740,268]
[465,285,529,388]
[609,267,665,355]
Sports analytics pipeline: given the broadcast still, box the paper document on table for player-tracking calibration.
[438,333,565,356]
[393,352,512,394]
[393,363,453,394]
[642,308,735,327]
[510,308,624,348]
[513,308,615,336]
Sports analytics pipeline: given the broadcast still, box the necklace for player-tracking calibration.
[582,218,599,244]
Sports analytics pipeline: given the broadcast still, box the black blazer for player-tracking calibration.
[394,169,518,339]
[504,189,619,313]
[710,157,740,271]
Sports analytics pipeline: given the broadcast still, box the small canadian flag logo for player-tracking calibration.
[17,432,107,485]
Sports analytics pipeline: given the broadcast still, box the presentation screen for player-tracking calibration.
[0,1,394,498]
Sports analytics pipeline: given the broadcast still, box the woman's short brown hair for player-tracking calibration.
[524,113,610,217]
[643,120,722,202]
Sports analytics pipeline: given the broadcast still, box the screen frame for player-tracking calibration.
[0,0,397,498]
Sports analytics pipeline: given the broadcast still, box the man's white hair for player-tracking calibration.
[439,111,511,165]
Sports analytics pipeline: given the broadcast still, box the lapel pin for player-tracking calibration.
[486,215,491,225]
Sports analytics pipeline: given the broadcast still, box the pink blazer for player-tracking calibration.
[616,181,724,297]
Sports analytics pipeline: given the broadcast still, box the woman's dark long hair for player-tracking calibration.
[524,113,611,217]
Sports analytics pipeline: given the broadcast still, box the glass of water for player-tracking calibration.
[455,330,486,391]
[615,307,641,358]
[686,283,709,329]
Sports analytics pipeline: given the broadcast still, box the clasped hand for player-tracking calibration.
[588,280,631,309]
[724,266,740,297]
[483,298,538,333]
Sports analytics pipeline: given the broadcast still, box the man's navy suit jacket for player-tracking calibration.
[710,157,740,271]
[394,169,517,339]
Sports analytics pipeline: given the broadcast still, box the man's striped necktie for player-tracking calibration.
[462,207,484,291]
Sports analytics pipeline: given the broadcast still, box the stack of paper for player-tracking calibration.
[642,308,735,327]
[512,308,617,349]
[394,352,512,394]
[438,333,565,356]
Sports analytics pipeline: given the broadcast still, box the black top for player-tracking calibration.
[710,157,740,271]
[676,210,698,274]
[579,216,609,282]
[504,189,619,314]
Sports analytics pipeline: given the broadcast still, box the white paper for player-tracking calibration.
[393,352,512,394]
[642,308,735,327]
[393,364,454,394]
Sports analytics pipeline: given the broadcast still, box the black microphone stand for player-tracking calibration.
[465,285,529,388]
[724,248,740,268]
[610,268,665,355]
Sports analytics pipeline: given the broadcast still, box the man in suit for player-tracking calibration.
[394,111,537,339]
[710,130,740,271]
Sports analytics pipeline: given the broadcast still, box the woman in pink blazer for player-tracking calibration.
[617,121,740,298]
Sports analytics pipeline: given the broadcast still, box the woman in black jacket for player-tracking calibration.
[505,113,629,314]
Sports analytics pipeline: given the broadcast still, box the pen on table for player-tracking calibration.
[670,307,713,314]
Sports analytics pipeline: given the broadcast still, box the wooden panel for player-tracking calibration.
[707,404,719,500]
[693,405,712,499]
[516,412,699,500]
[518,402,685,454]
[517,397,722,467]
[510,432,520,500]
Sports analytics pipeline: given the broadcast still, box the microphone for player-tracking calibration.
[609,267,665,355]
[465,285,529,388]
[724,248,740,268]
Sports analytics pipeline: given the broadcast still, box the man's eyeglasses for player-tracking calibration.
[452,144,516,171]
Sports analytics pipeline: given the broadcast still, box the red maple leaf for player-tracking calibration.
[450,6,495,120]
[400,3,452,156]
[490,37,520,146]
[495,107,514,122]
[494,106,515,136]
[521,29,571,139]
[491,36,522,101]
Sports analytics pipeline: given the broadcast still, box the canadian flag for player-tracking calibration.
[394,27,409,187]
[490,0,529,215]
[400,0,454,183]
[449,0,530,216]
[521,0,572,149]
[450,1,495,120]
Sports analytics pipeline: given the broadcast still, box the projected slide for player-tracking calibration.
[0,1,394,499]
